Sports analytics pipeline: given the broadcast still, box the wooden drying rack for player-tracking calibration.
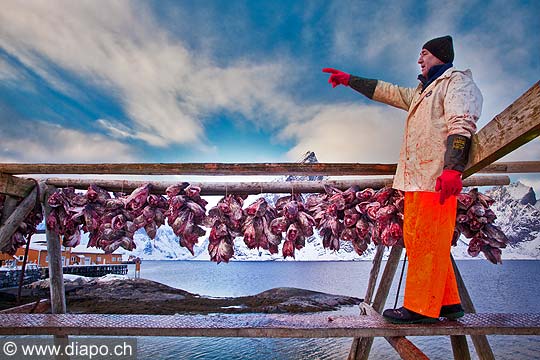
[0,81,539,359]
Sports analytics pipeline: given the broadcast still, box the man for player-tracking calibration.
[135,257,141,278]
[323,36,482,324]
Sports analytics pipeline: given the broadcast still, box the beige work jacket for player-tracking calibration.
[372,68,482,192]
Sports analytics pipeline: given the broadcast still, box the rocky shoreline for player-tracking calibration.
[0,276,362,314]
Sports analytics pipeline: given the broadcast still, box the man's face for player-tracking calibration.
[418,49,444,77]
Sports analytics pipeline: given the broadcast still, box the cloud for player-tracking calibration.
[325,0,422,77]
[1,0,537,167]
[0,120,136,163]
[0,1,301,150]
[326,1,537,114]
[0,57,19,81]
[514,174,540,199]
[500,138,540,163]
[279,103,405,162]
[96,119,133,139]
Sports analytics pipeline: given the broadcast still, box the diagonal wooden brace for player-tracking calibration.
[464,81,540,178]
[0,181,46,253]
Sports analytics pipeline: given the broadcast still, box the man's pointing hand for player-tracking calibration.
[322,68,351,88]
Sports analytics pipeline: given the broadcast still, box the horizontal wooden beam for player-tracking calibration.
[464,81,540,178]
[478,161,540,174]
[0,163,398,176]
[0,161,538,176]
[43,175,510,195]
[0,313,538,338]
[0,173,35,198]
[45,177,394,194]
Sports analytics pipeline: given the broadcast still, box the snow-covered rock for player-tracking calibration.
[485,182,540,245]
[452,182,540,260]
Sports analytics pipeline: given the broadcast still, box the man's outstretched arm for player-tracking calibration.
[322,68,415,111]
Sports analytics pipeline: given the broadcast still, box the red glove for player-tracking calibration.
[435,169,463,204]
[322,68,350,88]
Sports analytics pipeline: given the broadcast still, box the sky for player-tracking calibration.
[0,0,539,192]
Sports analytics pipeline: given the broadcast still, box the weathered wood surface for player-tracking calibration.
[452,256,495,360]
[0,163,399,176]
[477,161,540,174]
[0,196,18,227]
[0,299,50,314]
[349,291,382,358]
[363,244,385,305]
[50,177,395,194]
[386,336,429,360]
[450,335,472,360]
[359,302,429,360]
[372,246,404,314]
[464,81,540,178]
[350,246,405,360]
[0,182,44,253]
[0,313,538,337]
[0,161,538,176]
[43,185,66,315]
[42,175,510,195]
[0,173,36,197]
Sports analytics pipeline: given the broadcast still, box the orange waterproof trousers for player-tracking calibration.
[403,191,461,318]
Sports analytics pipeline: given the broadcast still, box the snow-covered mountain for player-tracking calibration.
[118,225,379,262]
[116,180,540,262]
[451,182,540,260]
[486,182,540,244]
[484,182,540,259]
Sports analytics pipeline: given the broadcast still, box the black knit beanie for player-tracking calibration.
[422,35,454,63]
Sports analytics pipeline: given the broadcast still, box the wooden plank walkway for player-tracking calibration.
[0,313,538,338]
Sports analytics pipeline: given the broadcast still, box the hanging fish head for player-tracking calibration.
[47,190,66,208]
[166,182,190,197]
[124,184,151,211]
[284,201,299,220]
[282,240,295,259]
[356,188,375,202]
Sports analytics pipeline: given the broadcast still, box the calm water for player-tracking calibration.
[122,260,540,359]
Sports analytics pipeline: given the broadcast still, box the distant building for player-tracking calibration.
[3,234,124,267]
[68,244,124,266]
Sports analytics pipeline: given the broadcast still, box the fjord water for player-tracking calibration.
[131,260,539,359]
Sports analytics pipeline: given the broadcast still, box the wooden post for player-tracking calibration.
[0,182,45,253]
[43,185,66,314]
[372,246,404,312]
[364,244,385,304]
[450,335,471,360]
[349,246,404,360]
[16,238,32,304]
[53,335,70,360]
[349,244,386,360]
[451,256,495,360]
